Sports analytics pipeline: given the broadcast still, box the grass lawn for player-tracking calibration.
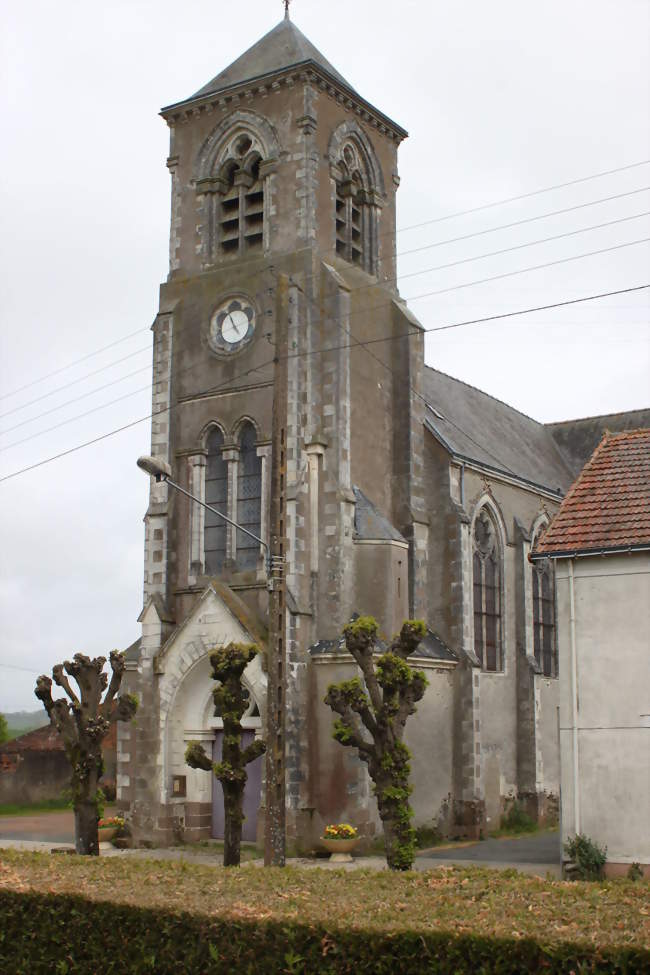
[0,798,71,817]
[0,849,647,951]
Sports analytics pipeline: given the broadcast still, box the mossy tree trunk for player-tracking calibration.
[35,651,138,856]
[324,617,428,871]
[185,642,266,867]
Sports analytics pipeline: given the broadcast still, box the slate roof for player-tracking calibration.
[310,621,456,664]
[423,366,574,494]
[124,637,141,663]
[189,16,358,102]
[532,429,650,557]
[546,409,650,478]
[353,486,406,543]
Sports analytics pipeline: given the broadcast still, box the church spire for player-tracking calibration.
[284,0,290,20]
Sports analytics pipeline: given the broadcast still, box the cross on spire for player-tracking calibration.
[283,0,291,19]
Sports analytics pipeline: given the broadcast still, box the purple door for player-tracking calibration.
[211,730,263,842]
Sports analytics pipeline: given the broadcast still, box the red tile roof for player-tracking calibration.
[532,429,650,557]
[0,724,64,754]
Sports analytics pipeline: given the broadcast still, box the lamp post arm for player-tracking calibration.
[159,474,269,558]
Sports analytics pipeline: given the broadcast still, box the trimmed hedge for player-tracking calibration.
[1,890,648,975]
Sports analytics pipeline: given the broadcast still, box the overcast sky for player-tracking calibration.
[1,0,648,712]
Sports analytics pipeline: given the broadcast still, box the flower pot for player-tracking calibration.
[98,827,117,843]
[321,837,360,862]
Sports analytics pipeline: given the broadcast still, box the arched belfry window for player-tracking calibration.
[531,525,557,677]
[205,428,227,573]
[218,135,264,254]
[218,141,264,257]
[472,507,503,672]
[329,127,384,275]
[195,113,280,266]
[236,422,262,569]
[335,147,365,267]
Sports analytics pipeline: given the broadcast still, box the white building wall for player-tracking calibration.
[556,552,650,868]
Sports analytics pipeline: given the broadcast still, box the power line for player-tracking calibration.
[0,662,45,674]
[0,365,152,437]
[3,161,648,404]
[1,384,152,452]
[394,159,650,237]
[399,236,650,302]
[0,279,277,423]
[0,326,151,403]
[4,221,649,443]
[1,283,647,485]
[397,186,650,260]
[396,212,650,284]
[0,346,151,422]
[3,231,649,453]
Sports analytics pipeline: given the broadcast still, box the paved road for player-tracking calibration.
[0,812,560,877]
[0,810,74,843]
[418,830,560,864]
[0,807,118,844]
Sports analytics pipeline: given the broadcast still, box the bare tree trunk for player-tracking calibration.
[185,644,266,868]
[75,800,99,856]
[223,782,244,867]
[35,651,138,857]
[324,619,427,871]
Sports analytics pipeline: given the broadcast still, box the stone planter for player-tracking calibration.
[321,837,360,862]
[98,827,117,843]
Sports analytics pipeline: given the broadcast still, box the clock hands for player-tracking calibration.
[224,313,242,337]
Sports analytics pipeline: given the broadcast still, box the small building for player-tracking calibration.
[531,429,650,877]
[0,720,118,806]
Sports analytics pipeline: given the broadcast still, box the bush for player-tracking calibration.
[564,834,607,880]
[414,823,443,849]
[500,801,536,834]
[0,889,647,975]
[627,862,643,882]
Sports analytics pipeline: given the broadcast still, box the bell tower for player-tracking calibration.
[126,13,430,847]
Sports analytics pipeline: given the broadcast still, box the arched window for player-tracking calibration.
[331,137,381,274]
[236,422,262,569]
[335,149,365,267]
[531,526,557,677]
[218,142,264,257]
[473,507,502,672]
[204,428,227,573]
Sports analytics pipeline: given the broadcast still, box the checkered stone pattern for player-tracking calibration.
[142,312,173,607]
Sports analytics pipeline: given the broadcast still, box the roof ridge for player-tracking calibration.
[533,427,650,556]
[423,364,543,426]
[546,409,650,427]
[551,430,611,513]
[601,427,650,440]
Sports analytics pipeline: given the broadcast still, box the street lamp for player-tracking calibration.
[136,454,272,574]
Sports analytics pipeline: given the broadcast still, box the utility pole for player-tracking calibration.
[264,272,289,866]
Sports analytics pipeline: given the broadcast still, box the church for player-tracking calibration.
[116,13,649,848]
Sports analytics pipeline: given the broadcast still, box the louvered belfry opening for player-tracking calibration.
[204,428,228,573]
[236,422,262,569]
[335,171,364,267]
[219,147,264,257]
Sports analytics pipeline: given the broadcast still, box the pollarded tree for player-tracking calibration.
[185,642,266,867]
[325,616,428,870]
[35,652,138,856]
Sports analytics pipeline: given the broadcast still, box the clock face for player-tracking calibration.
[209,298,256,354]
